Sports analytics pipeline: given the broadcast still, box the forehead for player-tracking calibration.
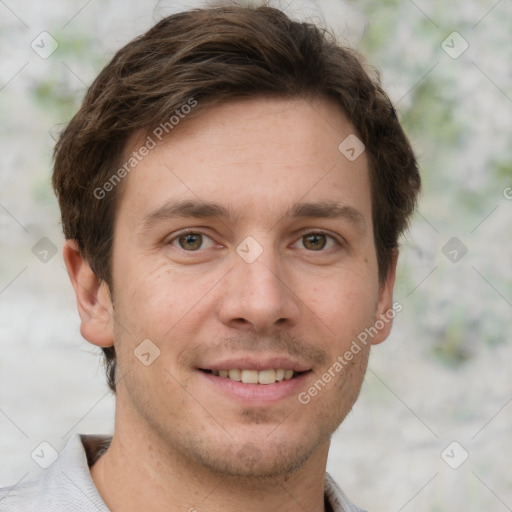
[117,96,372,228]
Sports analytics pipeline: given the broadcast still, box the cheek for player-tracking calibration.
[304,270,379,338]
[114,263,218,340]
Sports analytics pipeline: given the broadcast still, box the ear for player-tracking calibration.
[63,240,114,347]
[371,250,399,346]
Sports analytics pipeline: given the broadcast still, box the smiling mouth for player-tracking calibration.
[200,368,308,385]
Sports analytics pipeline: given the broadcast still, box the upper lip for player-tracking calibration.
[198,356,312,372]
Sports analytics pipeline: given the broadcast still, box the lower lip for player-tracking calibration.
[198,371,311,404]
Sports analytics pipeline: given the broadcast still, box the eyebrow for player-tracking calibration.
[142,199,366,234]
[289,201,367,234]
[142,199,237,229]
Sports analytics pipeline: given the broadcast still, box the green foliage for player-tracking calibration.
[351,0,512,363]
[29,31,105,121]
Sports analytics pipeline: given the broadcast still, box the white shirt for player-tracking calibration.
[0,434,366,512]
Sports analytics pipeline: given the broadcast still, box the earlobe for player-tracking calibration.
[372,250,399,346]
[63,240,115,348]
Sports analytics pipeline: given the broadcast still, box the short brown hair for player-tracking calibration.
[52,4,420,392]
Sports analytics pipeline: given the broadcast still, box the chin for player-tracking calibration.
[194,441,318,478]
[175,421,332,479]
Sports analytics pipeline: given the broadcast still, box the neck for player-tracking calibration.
[90,414,329,512]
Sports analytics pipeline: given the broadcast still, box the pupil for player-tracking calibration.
[180,234,201,250]
[305,234,325,250]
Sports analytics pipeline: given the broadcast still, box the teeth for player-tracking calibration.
[211,368,297,384]
[257,369,276,385]
[228,369,241,381]
[241,370,258,384]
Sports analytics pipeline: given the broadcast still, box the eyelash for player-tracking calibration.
[167,229,343,252]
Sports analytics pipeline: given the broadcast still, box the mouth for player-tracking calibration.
[196,356,313,403]
[200,368,307,385]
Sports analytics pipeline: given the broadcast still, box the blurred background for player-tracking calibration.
[0,0,511,510]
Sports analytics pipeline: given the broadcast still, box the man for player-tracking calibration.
[0,4,420,511]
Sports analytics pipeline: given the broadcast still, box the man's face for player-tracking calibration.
[107,97,395,477]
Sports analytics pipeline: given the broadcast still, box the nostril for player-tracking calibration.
[231,318,250,326]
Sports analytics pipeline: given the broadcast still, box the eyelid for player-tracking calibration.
[292,229,345,250]
[167,229,219,250]
[165,228,345,251]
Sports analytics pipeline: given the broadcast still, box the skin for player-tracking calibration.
[64,96,397,512]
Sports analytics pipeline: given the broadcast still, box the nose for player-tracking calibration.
[217,247,301,334]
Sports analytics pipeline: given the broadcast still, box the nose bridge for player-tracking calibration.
[236,242,285,306]
[241,255,282,299]
[218,237,300,331]
[235,233,280,284]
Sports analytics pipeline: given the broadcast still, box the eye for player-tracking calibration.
[296,232,339,251]
[169,231,216,251]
